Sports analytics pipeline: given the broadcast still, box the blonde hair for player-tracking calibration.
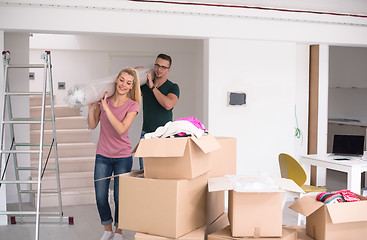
[116,68,141,106]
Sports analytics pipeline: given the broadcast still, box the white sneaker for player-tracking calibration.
[113,233,123,240]
[100,231,114,240]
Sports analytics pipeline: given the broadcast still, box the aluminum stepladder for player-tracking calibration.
[0,51,73,240]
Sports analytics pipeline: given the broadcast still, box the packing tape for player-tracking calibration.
[94,174,120,182]
[94,170,144,182]
[254,227,261,238]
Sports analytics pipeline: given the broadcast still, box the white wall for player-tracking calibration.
[206,39,309,176]
[329,46,367,126]
[294,44,310,157]
[329,88,367,126]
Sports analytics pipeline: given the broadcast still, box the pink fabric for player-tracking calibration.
[174,117,206,136]
[333,189,360,202]
[96,98,139,158]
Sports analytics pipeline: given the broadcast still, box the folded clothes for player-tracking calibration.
[333,189,360,202]
[144,120,205,139]
[316,189,360,204]
[175,117,206,136]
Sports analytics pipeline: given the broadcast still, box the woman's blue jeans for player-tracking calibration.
[94,154,132,227]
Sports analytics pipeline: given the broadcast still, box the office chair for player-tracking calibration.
[279,153,327,225]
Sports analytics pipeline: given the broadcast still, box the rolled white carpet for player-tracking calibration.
[64,65,153,108]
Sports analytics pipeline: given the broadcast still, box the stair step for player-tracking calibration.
[31,172,94,190]
[29,95,51,107]
[34,187,96,207]
[30,105,80,118]
[30,156,95,173]
[28,97,98,207]
[30,116,88,130]
[30,129,92,143]
[30,143,96,160]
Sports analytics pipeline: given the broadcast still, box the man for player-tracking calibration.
[139,53,180,169]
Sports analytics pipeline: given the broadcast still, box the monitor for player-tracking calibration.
[332,135,365,156]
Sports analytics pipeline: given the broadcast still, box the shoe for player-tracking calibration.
[113,233,123,240]
[100,231,114,240]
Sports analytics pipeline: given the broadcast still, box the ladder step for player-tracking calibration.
[0,180,38,184]
[20,190,59,194]
[0,211,60,215]
[1,150,40,154]
[12,216,70,224]
[7,64,45,68]
[18,167,57,171]
[15,143,53,147]
[5,92,51,96]
[3,118,52,124]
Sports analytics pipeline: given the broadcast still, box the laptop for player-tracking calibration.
[332,135,365,159]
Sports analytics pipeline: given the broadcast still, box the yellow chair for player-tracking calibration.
[279,153,327,225]
[278,153,327,193]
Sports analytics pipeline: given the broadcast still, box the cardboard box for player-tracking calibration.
[207,226,297,240]
[229,191,283,237]
[118,170,208,238]
[208,137,236,178]
[135,226,206,240]
[289,194,367,240]
[206,213,229,237]
[206,137,236,226]
[206,191,225,226]
[134,134,221,179]
[208,176,304,238]
[286,225,314,240]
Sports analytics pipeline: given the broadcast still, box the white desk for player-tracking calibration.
[300,154,367,194]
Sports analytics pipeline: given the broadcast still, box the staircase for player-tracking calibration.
[29,96,96,207]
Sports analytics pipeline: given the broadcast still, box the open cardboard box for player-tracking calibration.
[208,175,304,238]
[133,134,221,179]
[135,226,206,240]
[289,194,367,240]
[207,226,297,240]
[118,170,208,239]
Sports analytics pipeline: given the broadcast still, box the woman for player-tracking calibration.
[88,68,141,240]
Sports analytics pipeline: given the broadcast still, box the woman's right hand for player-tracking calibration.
[89,102,96,109]
[87,100,101,130]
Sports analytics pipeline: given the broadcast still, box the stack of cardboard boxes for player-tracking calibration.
[118,132,366,240]
[118,134,236,240]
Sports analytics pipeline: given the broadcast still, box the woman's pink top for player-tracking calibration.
[96,98,139,158]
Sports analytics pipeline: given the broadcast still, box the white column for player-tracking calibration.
[0,29,8,225]
[316,44,329,186]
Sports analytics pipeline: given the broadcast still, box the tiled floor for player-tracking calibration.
[0,203,136,240]
[0,170,348,240]
[0,203,300,240]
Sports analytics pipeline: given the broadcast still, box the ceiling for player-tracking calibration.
[143,0,367,17]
